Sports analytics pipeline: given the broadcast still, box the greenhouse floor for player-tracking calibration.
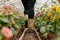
[11,28,58,40]
[19,28,41,40]
[17,27,59,40]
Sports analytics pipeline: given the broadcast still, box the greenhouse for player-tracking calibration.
[0,0,60,40]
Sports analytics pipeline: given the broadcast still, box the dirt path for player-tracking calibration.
[22,29,39,40]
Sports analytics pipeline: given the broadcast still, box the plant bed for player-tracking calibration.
[34,3,60,40]
[0,5,25,40]
[19,28,41,40]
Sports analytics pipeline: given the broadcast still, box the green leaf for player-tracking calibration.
[0,27,2,30]
[10,27,16,35]
[0,33,2,40]
[14,24,20,29]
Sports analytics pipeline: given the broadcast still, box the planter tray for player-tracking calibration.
[19,28,41,40]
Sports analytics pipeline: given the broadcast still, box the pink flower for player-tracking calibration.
[35,10,44,18]
[3,5,14,11]
[1,27,13,38]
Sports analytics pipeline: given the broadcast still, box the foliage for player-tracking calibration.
[35,3,60,38]
[0,5,25,39]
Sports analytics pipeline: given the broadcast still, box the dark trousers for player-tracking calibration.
[21,0,36,19]
[21,0,36,28]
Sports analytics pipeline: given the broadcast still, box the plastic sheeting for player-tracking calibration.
[0,0,24,12]
[34,0,58,15]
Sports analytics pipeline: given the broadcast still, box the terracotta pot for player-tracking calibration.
[47,33,56,40]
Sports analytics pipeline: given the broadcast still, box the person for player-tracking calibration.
[21,0,36,29]
[21,0,36,18]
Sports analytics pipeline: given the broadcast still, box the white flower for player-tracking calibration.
[40,26,46,33]
[2,18,9,23]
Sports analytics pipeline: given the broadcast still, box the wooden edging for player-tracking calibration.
[19,28,28,40]
[35,29,41,40]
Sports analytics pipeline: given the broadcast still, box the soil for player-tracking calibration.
[22,29,39,40]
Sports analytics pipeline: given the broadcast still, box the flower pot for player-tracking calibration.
[47,33,56,40]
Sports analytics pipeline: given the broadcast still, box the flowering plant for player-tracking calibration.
[35,5,60,38]
[0,5,25,40]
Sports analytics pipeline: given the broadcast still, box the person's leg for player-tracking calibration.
[28,0,36,19]
[21,0,28,15]
[27,0,36,30]
[21,0,28,28]
[21,0,36,18]
[21,0,36,29]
